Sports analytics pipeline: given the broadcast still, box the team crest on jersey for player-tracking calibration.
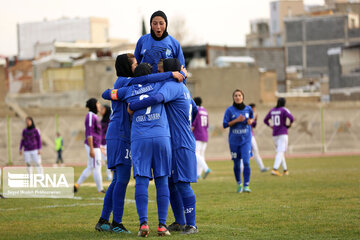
[166,48,172,57]
[245,113,249,118]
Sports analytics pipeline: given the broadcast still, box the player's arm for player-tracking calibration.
[128,71,184,85]
[19,132,24,155]
[247,108,254,125]
[191,99,198,123]
[134,36,143,64]
[102,87,128,101]
[263,112,272,128]
[87,136,95,158]
[286,111,295,128]
[223,109,233,128]
[36,129,42,155]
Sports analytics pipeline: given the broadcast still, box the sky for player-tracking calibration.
[0,0,324,56]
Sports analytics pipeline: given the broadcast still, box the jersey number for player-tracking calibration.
[200,115,208,127]
[189,104,192,122]
[272,115,280,126]
[125,149,131,159]
[139,94,151,114]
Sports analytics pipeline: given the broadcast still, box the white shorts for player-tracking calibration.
[195,141,207,154]
[24,150,42,166]
[85,145,102,168]
[272,134,288,152]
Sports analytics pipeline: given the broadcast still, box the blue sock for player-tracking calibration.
[155,176,169,225]
[100,169,116,221]
[169,177,185,225]
[233,159,241,185]
[243,158,251,187]
[135,176,149,224]
[112,164,130,223]
[175,182,196,227]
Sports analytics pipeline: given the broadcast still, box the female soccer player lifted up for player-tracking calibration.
[223,90,254,193]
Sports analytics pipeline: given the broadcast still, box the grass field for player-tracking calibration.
[1,155,359,240]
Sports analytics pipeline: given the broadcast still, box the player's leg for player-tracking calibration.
[23,151,33,175]
[280,135,289,175]
[75,145,94,191]
[241,142,252,192]
[96,169,116,232]
[155,176,171,236]
[252,136,269,172]
[135,176,150,237]
[168,176,185,231]
[231,145,242,192]
[29,150,43,174]
[111,164,131,233]
[199,142,211,179]
[272,136,283,176]
[175,181,198,234]
[92,148,104,192]
[195,141,203,178]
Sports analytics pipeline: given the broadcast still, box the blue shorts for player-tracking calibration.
[106,139,131,169]
[229,142,252,164]
[131,137,171,179]
[171,147,197,183]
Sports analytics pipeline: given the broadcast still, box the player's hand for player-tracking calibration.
[286,124,292,129]
[19,150,22,156]
[247,118,254,125]
[127,103,134,116]
[172,72,184,82]
[100,147,106,156]
[89,148,95,158]
[181,66,188,78]
[237,115,246,122]
[38,150,41,155]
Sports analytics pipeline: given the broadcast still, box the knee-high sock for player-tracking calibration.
[281,154,287,171]
[252,136,265,170]
[175,182,196,227]
[101,170,116,221]
[240,159,244,174]
[273,152,284,170]
[93,164,103,192]
[112,165,130,224]
[199,147,209,172]
[169,177,185,225]
[135,176,149,224]
[233,159,241,185]
[243,158,251,187]
[26,163,33,176]
[77,166,93,186]
[155,176,169,225]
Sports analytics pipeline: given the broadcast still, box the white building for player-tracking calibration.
[17,17,109,59]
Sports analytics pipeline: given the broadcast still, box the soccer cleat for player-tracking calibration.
[197,175,201,180]
[74,184,79,193]
[0,194,5,199]
[111,222,131,234]
[181,225,198,235]
[260,167,270,172]
[167,222,185,232]
[203,169,211,179]
[271,169,283,176]
[137,222,150,237]
[283,170,289,176]
[243,186,251,193]
[95,218,111,232]
[237,183,243,193]
[157,223,171,236]
[99,189,106,194]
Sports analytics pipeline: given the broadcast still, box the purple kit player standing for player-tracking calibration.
[74,98,105,193]
[264,98,294,176]
[19,116,43,175]
[192,97,211,179]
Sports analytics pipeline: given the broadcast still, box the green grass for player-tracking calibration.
[1,156,359,239]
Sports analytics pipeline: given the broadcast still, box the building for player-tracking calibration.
[284,13,360,77]
[246,19,271,47]
[269,0,305,46]
[182,45,286,92]
[17,17,109,59]
[328,44,360,101]
[326,0,360,16]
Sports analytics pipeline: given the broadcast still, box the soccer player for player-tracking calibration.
[74,98,105,193]
[103,62,176,237]
[19,116,43,175]
[99,104,112,181]
[135,10,186,74]
[264,98,294,176]
[192,97,211,179]
[128,59,199,235]
[96,54,184,234]
[55,132,64,166]
[223,90,254,193]
[249,103,270,172]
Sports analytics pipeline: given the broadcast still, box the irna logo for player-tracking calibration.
[8,172,69,188]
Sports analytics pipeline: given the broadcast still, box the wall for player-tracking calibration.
[90,17,109,43]
[42,66,84,92]
[0,65,6,103]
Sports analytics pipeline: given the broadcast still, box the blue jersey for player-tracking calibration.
[134,34,185,73]
[120,83,170,141]
[158,81,197,151]
[105,77,132,142]
[223,105,253,146]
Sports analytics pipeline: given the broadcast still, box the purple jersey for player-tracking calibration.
[84,112,102,148]
[264,107,294,136]
[19,128,42,151]
[251,119,257,136]
[100,120,109,146]
[192,106,209,142]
